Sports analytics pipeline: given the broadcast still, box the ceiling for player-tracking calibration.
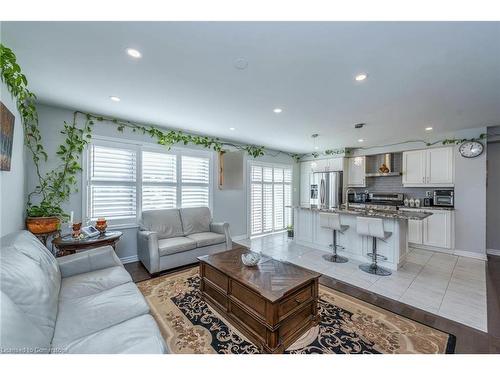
[2,21,500,153]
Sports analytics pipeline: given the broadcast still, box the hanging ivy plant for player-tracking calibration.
[1,44,94,219]
[78,111,270,158]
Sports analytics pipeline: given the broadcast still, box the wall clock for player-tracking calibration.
[458,140,484,158]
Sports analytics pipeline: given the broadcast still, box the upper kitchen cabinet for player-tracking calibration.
[299,161,313,206]
[402,147,454,187]
[347,156,366,187]
[310,157,343,172]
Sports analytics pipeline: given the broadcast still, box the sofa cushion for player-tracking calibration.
[0,231,61,348]
[158,237,197,257]
[140,209,184,239]
[187,232,226,247]
[59,266,132,299]
[51,282,149,346]
[0,291,51,354]
[53,314,167,354]
[179,207,211,235]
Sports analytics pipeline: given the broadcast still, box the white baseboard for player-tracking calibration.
[410,243,488,261]
[232,234,248,241]
[120,255,139,264]
[453,250,487,261]
[487,248,500,257]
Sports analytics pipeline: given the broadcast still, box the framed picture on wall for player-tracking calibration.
[0,101,15,171]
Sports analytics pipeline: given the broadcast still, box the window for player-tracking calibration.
[250,163,292,236]
[86,139,212,227]
[142,151,177,210]
[181,156,210,208]
[88,144,137,224]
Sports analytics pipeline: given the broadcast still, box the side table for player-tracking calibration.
[52,231,122,257]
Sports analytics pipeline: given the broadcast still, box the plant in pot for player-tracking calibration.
[1,44,93,234]
[286,225,294,238]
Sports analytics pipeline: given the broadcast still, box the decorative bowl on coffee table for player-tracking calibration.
[241,252,261,266]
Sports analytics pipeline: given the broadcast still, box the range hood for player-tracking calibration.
[365,153,402,177]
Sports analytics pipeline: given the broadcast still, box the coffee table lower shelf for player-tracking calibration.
[199,262,319,354]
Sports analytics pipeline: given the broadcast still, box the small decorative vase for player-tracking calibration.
[415,198,421,208]
[403,198,409,207]
[95,217,107,235]
[72,222,82,238]
[409,198,415,207]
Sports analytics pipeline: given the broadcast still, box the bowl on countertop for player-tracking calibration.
[241,252,261,267]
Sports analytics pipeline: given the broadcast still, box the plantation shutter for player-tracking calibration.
[89,144,137,222]
[142,151,177,210]
[181,155,210,208]
[250,164,293,236]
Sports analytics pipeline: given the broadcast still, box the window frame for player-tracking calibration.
[82,135,213,229]
[247,160,293,238]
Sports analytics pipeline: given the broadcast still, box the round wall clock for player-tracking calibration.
[458,140,484,158]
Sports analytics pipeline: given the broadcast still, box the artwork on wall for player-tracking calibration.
[0,101,15,171]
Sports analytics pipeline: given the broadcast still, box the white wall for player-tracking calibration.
[32,103,299,260]
[487,128,500,252]
[350,127,488,256]
[0,82,26,237]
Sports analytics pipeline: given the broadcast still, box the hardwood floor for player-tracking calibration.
[125,254,500,353]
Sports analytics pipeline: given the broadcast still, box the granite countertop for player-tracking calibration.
[397,206,455,211]
[296,205,432,220]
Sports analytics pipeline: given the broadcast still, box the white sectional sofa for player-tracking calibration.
[0,230,167,354]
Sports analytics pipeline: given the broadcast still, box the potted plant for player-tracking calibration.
[25,202,65,234]
[286,225,294,238]
[1,44,92,235]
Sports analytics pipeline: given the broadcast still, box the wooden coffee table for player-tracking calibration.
[198,247,320,353]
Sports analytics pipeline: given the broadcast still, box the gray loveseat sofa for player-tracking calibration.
[0,230,167,354]
[137,207,232,274]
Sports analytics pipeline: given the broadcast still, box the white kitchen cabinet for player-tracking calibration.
[402,150,426,185]
[408,219,423,244]
[347,156,366,187]
[310,157,343,172]
[401,208,454,250]
[402,147,454,187]
[427,147,454,185]
[423,210,453,248]
[299,161,312,206]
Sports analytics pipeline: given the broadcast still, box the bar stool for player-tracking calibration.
[319,212,349,263]
[356,216,392,276]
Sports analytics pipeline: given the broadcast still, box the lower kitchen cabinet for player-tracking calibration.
[404,209,454,250]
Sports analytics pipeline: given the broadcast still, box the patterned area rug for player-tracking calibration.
[137,267,455,354]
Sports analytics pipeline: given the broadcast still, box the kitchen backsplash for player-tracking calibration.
[352,175,453,199]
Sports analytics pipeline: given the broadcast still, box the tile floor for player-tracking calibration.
[236,232,488,332]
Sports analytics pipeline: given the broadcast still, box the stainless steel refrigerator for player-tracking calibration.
[310,171,343,209]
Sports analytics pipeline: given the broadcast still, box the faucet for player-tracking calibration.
[344,188,355,210]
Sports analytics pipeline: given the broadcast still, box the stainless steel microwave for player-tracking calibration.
[433,190,454,207]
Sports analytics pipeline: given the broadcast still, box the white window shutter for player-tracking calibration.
[89,145,137,222]
[181,156,210,208]
[250,164,293,236]
[142,151,177,210]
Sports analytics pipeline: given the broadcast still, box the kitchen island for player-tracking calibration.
[293,206,432,270]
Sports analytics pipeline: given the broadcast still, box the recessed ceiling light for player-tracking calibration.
[358,139,364,143]
[355,73,368,81]
[126,48,142,58]
[229,127,235,131]
[273,108,283,113]
[233,57,248,70]
[425,126,433,131]
[314,146,319,150]
[109,96,121,102]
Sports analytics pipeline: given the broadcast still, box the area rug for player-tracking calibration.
[137,267,455,354]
